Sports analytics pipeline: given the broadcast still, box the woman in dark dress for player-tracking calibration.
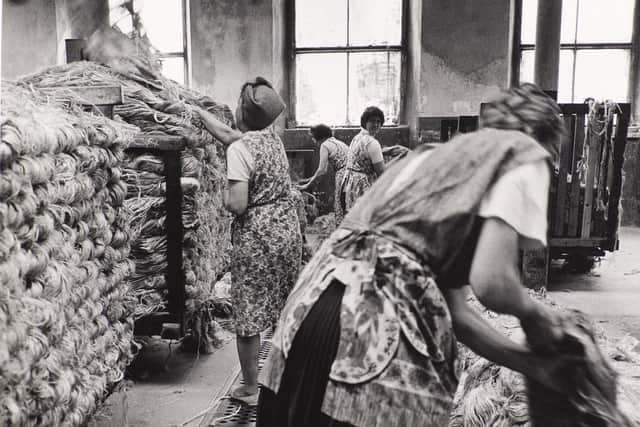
[297,124,349,224]
[257,84,569,426]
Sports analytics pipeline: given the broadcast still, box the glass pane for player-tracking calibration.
[296,53,348,125]
[521,0,538,44]
[576,0,634,43]
[520,50,573,102]
[160,57,185,84]
[137,0,184,52]
[519,50,535,83]
[573,49,630,102]
[296,0,347,48]
[561,0,578,44]
[558,49,575,102]
[349,0,402,46]
[109,0,134,34]
[347,52,401,125]
[521,0,578,44]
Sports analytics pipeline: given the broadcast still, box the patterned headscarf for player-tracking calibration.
[480,83,565,162]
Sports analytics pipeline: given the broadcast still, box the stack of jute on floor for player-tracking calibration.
[449,292,640,426]
[0,82,137,425]
[19,29,235,349]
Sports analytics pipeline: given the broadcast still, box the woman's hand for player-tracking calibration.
[520,302,565,353]
[525,352,576,393]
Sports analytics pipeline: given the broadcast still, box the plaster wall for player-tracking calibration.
[189,0,277,113]
[419,0,511,116]
[54,0,109,64]
[2,0,58,80]
[1,0,108,80]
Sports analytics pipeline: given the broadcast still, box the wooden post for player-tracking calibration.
[534,0,562,97]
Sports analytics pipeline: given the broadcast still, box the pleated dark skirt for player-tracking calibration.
[256,281,353,427]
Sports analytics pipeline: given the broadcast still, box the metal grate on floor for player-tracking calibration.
[205,330,273,427]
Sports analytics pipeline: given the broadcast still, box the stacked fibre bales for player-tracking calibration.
[19,38,235,347]
[0,83,137,425]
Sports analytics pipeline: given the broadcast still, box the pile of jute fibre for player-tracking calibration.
[19,29,235,351]
[449,291,640,427]
[1,82,137,426]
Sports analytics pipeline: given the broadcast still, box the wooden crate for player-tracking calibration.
[548,103,631,256]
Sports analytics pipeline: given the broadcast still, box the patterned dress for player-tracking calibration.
[230,127,302,337]
[341,129,380,213]
[259,129,551,426]
[323,137,349,224]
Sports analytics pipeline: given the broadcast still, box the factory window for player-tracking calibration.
[519,0,634,103]
[109,0,188,85]
[293,0,404,126]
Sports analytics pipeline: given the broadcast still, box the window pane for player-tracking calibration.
[160,57,185,84]
[520,50,573,102]
[521,0,578,44]
[519,50,535,83]
[137,0,184,52]
[558,49,575,102]
[576,0,634,43]
[296,53,348,125]
[349,0,402,46]
[347,52,401,126]
[296,0,347,47]
[521,0,538,44]
[573,49,630,102]
[561,0,578,44]
[109,0,134,34]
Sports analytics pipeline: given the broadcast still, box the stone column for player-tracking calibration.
[533,0,562,99]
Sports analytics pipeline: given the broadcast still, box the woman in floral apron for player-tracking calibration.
[298,124,349,224]
[340,106,386,214]
[197,77,302,406]
[257,84,570,426]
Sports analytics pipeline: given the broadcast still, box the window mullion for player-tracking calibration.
[572,0,580,101]
[346,52,351,125]
[346,0,350,125]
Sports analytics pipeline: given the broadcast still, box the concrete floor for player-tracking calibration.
[90,331,240,427]
[92,227,640,427]
[548,227,640,342]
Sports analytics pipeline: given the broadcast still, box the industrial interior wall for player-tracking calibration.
[419,0,511,116]
[2,0,58,80]
[54,0,109,64]
[1,0,109,80]
[190,0,285,121]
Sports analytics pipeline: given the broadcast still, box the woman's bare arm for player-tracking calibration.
[443,287,566,392]
[300,144,329,189]
[225,180,249,215]
[197,107,243,145]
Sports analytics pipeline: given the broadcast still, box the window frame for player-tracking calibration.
[516,0,634,102]
[108,0,190,86]
[287,0,408,127]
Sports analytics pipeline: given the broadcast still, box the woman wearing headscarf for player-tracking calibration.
[340,106,386,214]
[256,84,569,426]
[297,124,350,224]
[195,77,302,405]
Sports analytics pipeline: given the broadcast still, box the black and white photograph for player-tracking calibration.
[1,0,639,425]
